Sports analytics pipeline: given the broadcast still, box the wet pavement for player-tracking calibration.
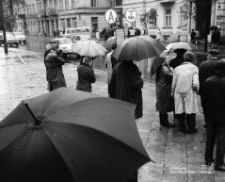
[0,44,225,182]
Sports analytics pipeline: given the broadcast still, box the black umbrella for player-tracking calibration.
[0,88,151,182]
[209,25,218,30]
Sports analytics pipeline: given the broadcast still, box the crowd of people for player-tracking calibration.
[155,48,225,171]
[43,36,225,176]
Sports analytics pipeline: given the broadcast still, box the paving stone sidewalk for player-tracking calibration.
[0,48,225,182]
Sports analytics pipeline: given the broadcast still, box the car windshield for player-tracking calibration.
[59,39,72,44]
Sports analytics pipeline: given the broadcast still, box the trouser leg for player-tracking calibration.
[215,126,225,166]
[200,95,208,127]
[159,112,169,126]
[177,113,186,131]
[205,122,217,164]
[186,113,196,131]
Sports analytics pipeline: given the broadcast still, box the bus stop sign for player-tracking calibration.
[105,9,117,24]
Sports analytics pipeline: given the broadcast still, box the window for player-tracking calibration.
[165,9,171,27]
[110,0,115,7]
[72,0,76,8]
[91,17,98,32]
[116,0,122,6]
[54,0,58,10]
[66,0,70,9]
[59,1,63,10]
[67,18,71,28]
[91,0,97,7]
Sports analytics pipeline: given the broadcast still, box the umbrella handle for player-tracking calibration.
[24,102,40,126]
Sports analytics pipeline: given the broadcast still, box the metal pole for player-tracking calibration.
[0,0,8,54]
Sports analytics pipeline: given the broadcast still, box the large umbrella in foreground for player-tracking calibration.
[71,40,108,57]
[166,42,199,51]
[0,88,151,182]
[112,36,166,61]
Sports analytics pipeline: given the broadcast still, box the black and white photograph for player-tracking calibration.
[0,0,225,181]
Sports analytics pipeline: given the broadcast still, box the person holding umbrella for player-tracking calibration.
[76,56,96,92]
[155,51,175,128]
[171,51,199,134]
[109,60,144,120]
[45,40,67,91]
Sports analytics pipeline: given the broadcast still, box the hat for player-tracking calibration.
[208,49,219,55]
[50,40,58,44]
[215,59,225,76]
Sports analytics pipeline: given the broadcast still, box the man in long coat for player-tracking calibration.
[45,41,67,91]
[76,56,96,92]
[199,49,220,128]
[171,51,199,134]
[109,61,144,119]
[203,59,225,171]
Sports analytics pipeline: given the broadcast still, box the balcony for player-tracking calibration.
[47,8,57,17]
[38,9,48,18]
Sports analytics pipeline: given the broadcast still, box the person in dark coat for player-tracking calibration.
[76,56,96,92]
[109,61,144,119]
[203,59,225,171]
[45,42,67,91]
[169,49,187,69]
[155,60,175,128]
[190,29,196,44]
[211,29,217,47]
[199,49,220,128]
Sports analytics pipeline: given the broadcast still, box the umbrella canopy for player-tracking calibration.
[112,36,166,61]
[0,88,151,182]
[151,50,171,75]
[71,40,108,57]
[105,36,117,49]
[209,25,218,30]
[166,42,199,51]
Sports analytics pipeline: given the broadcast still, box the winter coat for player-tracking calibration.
[199,59,217,96]
[76,63,96,92]
[45,50,67,90]
[203,75,225,125]
[109,61,144,119]
[172,62,199,114]
[155,64,174,114]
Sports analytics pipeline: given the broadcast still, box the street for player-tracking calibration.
[0,45,225,182]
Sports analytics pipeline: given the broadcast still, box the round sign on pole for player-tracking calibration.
[125,8,137,23]
[105,9,117,24]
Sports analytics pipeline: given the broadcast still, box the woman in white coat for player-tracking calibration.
[171,51,199,134]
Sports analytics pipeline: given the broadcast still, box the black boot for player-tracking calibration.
[159,112,175,128]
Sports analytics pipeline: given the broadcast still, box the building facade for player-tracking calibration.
[14,0,122,36]
[123,0,190,42]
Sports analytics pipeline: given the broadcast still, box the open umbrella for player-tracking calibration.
[166,42,199,51]
[105,36,117,49]
[0,88,151,182]
[112,36,166,61]
[209,25,218,30]
[71,40,107,57]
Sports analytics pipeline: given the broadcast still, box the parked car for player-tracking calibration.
[0,32,19,47]
[13,32,26,44]
[49,38,74,58]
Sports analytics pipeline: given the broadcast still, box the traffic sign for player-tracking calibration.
[125,8,137,23]
[105,9,117,24]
